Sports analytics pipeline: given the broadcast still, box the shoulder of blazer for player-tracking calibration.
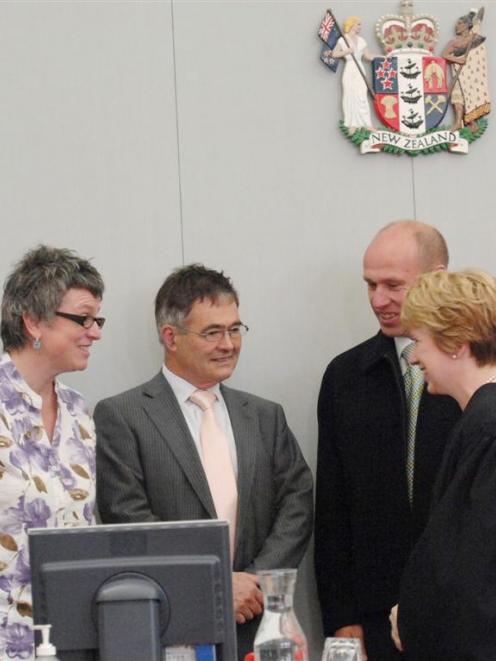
[220,383,281,413]
[96,372,170,411]
[141,371,174,400]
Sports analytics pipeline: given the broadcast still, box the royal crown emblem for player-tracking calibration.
[375,5,439,54]
[317,1,490,155]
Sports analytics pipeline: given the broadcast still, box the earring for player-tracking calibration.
[33,337,41,350]
[452,354,457,360]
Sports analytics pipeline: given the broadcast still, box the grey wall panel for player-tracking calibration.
[0,1,183,403]
[413,2,496,273]
[172,0,415,443]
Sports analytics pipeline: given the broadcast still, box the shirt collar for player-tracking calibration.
[161,363,221,403]
[2,352,43,408]
[2,352,67,410]
[395,336,413,373]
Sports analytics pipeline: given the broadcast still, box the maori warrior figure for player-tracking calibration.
[442,8,490,131]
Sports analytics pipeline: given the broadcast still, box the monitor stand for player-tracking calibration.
[96,572,168,661]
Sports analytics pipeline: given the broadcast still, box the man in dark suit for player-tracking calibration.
[314,221,461,661]
[95,264,313,660]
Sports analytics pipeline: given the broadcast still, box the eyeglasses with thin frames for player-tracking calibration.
[179,323,249,343]
[55,311,106,329]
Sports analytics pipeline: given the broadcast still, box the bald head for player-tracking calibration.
[363,220,448,337]
[374,220,449,271]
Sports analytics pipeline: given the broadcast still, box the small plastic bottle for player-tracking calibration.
[33,624,61,660]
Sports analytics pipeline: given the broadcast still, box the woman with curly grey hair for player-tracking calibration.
[0,245,104,660]
[390,269,496,660]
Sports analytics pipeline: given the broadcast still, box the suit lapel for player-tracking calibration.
[141,373,216,517]
[221,385,257,547]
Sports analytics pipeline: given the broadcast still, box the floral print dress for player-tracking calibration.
[0,353,96,660]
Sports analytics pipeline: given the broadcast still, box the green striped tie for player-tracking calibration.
[401,343,424,504]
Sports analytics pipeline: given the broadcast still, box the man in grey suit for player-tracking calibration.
[95,264,313,660]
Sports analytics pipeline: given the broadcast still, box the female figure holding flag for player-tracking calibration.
[331,16,375,131]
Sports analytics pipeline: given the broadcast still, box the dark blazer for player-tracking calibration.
[314,332,461,635]
[94,372,313,659]
[399,384,496,661]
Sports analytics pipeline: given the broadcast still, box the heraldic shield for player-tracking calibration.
[373,54,448,135]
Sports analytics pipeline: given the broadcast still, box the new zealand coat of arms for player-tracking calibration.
[318,1,490,155]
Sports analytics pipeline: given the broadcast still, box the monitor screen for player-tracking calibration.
[29,520,236,661]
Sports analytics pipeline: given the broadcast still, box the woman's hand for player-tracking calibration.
[389,604,403,652]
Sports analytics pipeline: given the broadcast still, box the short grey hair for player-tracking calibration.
[1,245,104,350]
[155,264,239,342]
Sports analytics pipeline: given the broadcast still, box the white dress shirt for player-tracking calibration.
[161,364,238,476]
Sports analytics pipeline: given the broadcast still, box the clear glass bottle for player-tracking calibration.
[321,637,363,661]
[254,569,308,661]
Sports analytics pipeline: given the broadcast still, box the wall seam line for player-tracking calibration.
[410,158,417,220]
[171,0,185,265]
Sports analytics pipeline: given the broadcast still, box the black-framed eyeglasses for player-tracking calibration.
[180,323,249,343]
[55,311,106,329]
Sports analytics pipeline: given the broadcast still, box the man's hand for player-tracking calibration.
[232,572,264,624]
[389,604,403,652]
[334,624,368,661]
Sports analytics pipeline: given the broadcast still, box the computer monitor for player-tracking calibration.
[29,520,237,661]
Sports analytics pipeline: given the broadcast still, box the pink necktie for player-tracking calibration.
[190,390,238,559]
